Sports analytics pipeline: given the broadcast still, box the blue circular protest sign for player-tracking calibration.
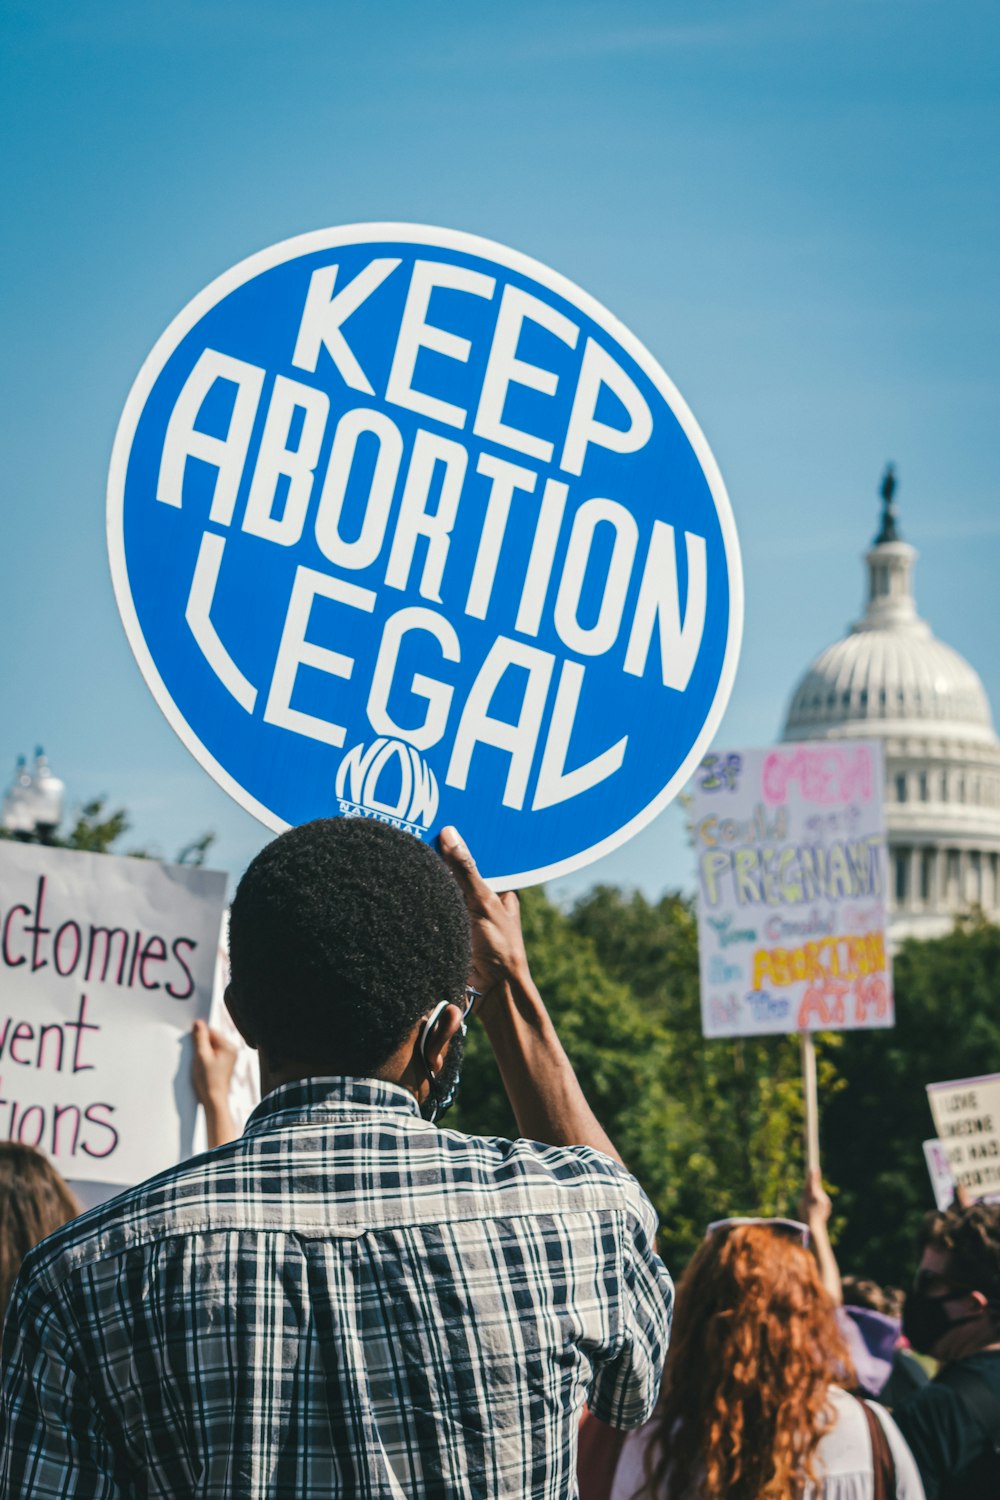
[108,225,742,885]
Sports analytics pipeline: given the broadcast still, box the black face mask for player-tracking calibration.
[902,1287,982,1356]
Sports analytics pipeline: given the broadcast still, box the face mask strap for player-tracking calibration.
[418,990,477,1123]
[419,1002,452,1123]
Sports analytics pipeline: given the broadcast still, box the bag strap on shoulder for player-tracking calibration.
[855,1395,897,1500]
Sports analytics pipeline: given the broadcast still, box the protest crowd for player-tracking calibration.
[0,818,998,1498]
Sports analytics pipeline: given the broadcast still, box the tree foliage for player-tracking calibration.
[59,798,132,853]
[455,883,997,1287]
[567,886,815,1266]
[825,918,1000,1285]
[453,884,821,1273]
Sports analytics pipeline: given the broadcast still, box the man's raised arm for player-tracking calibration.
[438,826,623,1163]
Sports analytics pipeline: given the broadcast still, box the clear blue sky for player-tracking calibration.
[3,0,998,902]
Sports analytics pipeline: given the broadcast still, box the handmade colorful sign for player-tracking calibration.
[0,841,226,1185]
[692,740,892,1038]
[927,1074,1000,1201]
[108,225,742,885]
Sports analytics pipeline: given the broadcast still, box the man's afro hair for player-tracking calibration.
[228,817,471,1074]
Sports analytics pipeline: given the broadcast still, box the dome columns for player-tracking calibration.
[861,540,919,631]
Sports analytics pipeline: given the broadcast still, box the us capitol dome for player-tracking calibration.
[781,468,1000,940]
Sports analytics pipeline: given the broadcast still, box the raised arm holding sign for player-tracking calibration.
[438,825,622,1162]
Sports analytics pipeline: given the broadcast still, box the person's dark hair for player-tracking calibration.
[0,1144,81,1312]
[228,818,471,1073]
[920,1201,1000,1310]
[841,1275,905,1320]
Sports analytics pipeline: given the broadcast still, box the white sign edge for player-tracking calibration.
[927,1072,1000,1094]
[107,221,744,888]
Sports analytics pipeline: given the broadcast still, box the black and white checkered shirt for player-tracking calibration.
[1,1078,672,1499]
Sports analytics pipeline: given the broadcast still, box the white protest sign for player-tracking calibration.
[692,741,892,1038]
[923,1138,958,1212]
[927,1074,1000,1200]
[0,841,226,1185]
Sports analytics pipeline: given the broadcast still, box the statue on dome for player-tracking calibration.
[875,463,900,544]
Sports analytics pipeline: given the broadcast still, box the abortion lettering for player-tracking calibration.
[692,741,892,1038]
[108,225,742,886]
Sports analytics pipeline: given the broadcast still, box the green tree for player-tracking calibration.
[824,919,1000,1285]
[568,886,817,1265]
[453,883,820,1273]
[59,798,132,853]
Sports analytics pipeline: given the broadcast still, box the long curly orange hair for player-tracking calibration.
[640,1224,854,1500]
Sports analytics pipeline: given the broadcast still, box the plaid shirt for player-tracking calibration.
[1,1078,672,1499]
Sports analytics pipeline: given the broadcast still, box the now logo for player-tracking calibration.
[335,737,439,834]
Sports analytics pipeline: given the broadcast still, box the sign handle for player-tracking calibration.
[800,1031,820,1175]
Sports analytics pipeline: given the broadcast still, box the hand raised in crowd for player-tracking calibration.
[799,1165,833,1227]
[437,824,531,1011]
[799,1166,843,1307]
[191,1018,239,1148]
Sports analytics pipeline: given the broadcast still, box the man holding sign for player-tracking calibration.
[1,818,672,1498]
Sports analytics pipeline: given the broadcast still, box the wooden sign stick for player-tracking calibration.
[800,1031,821,1175]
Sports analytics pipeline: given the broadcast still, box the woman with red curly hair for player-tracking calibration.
[581,1219,924,1499]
